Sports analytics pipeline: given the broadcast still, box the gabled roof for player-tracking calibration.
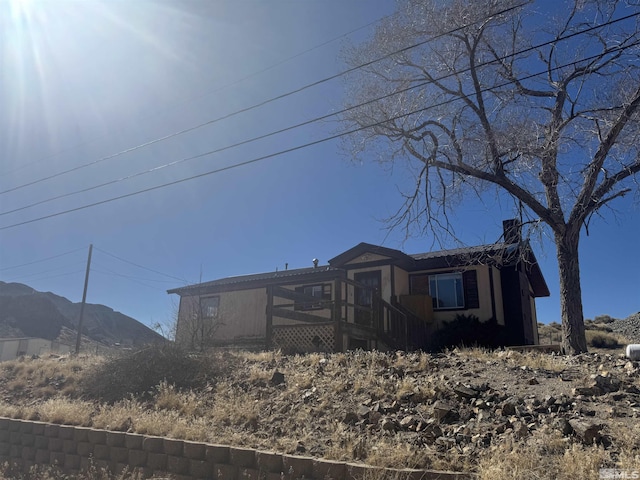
[169,240,549,298]
[167,266,343,296]
[410,242,518,269]
[328,242,415,268]
[410,242,549,297]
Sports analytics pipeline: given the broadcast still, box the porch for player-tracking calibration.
[265,278,433,353]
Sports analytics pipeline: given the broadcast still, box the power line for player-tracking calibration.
[0,13,388,179]
[2,11,637,219]
[91,261,178,284]
[2,39,636,233]
[2,270,85,283]
[0,247,86,272]
[0,2,526,197]
[91,267,168,292]
[93,247,187,283]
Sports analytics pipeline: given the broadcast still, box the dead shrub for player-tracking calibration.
[78,344,228,403]
[586,331,621,349]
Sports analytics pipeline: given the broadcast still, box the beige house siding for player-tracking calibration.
[177,288,267,344]
[393,266,410,300]
[171,240,547,351]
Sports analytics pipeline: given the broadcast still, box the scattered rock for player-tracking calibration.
[591,374,620,393]
[399,415,417,430]
[357,405,371,419]
[573,386,597,396]
[512,421,529,439]
[343,411,359,425]
[501,401,517,416]
[550,417,571,436]
[270,371,285,386]
[569,419,602,445]
[432,401,455,422]
[381,418,398,432]
[454,384,479,399]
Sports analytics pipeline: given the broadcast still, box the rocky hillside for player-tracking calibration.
[0,347,638,479]
[0,281,162,347]
[610,312,640,343]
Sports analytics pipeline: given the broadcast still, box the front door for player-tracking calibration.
[354,270,381,326]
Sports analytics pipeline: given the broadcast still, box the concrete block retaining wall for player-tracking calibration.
[0,417,471,479]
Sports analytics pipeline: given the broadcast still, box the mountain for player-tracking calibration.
[0,281,163,347]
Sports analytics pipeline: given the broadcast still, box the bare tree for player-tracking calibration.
[175,295,223,352]
[341,0,640,353]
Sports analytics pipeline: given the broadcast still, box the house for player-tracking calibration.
[168,220,549,352]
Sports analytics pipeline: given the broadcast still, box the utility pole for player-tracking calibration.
[75,244,93,354]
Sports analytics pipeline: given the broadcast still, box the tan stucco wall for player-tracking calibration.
[176,288,267,344]
[393,266,410,298]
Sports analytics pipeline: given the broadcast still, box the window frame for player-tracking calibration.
[428,272,465,310]
[410,271,471,311]
[296,283,332,311]
[199,296,220,319]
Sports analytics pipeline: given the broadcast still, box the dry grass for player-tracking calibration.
[478,433,608,480]
[456,347,566,372]
[0,348,637,478]
[585,330,623,349]
[0,460,151,480]
[36,398,94,426]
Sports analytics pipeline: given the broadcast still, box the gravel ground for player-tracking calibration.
[610,312,640,343]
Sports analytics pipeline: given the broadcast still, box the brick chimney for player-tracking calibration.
[503,219,521,244]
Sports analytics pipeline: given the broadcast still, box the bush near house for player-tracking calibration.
[430,314,507,351]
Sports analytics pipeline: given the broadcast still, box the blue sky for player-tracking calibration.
[0,0,638,334]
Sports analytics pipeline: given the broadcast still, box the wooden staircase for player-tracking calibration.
[378,298,431,351]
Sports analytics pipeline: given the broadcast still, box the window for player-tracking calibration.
[295,284,331,310]
[411,271,479,310]
[429,273,464,309]
[199,296,219,319]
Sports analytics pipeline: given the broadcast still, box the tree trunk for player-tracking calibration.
[555,230,588,354]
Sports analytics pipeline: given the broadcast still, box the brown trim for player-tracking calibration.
[354,270,382,326]
[390,265,396,299]
[488,266,496,320]
[174,270,344,296]
[333,277,343,352]
[265,286,273,349]
[342,259,394,270]
[462,270,479,309]
[270,307,331,324]
[293,284,332,311]
[328,242,413,267]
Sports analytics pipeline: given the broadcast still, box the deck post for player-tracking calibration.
[333,278,343,352]
[265,286,273,350]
